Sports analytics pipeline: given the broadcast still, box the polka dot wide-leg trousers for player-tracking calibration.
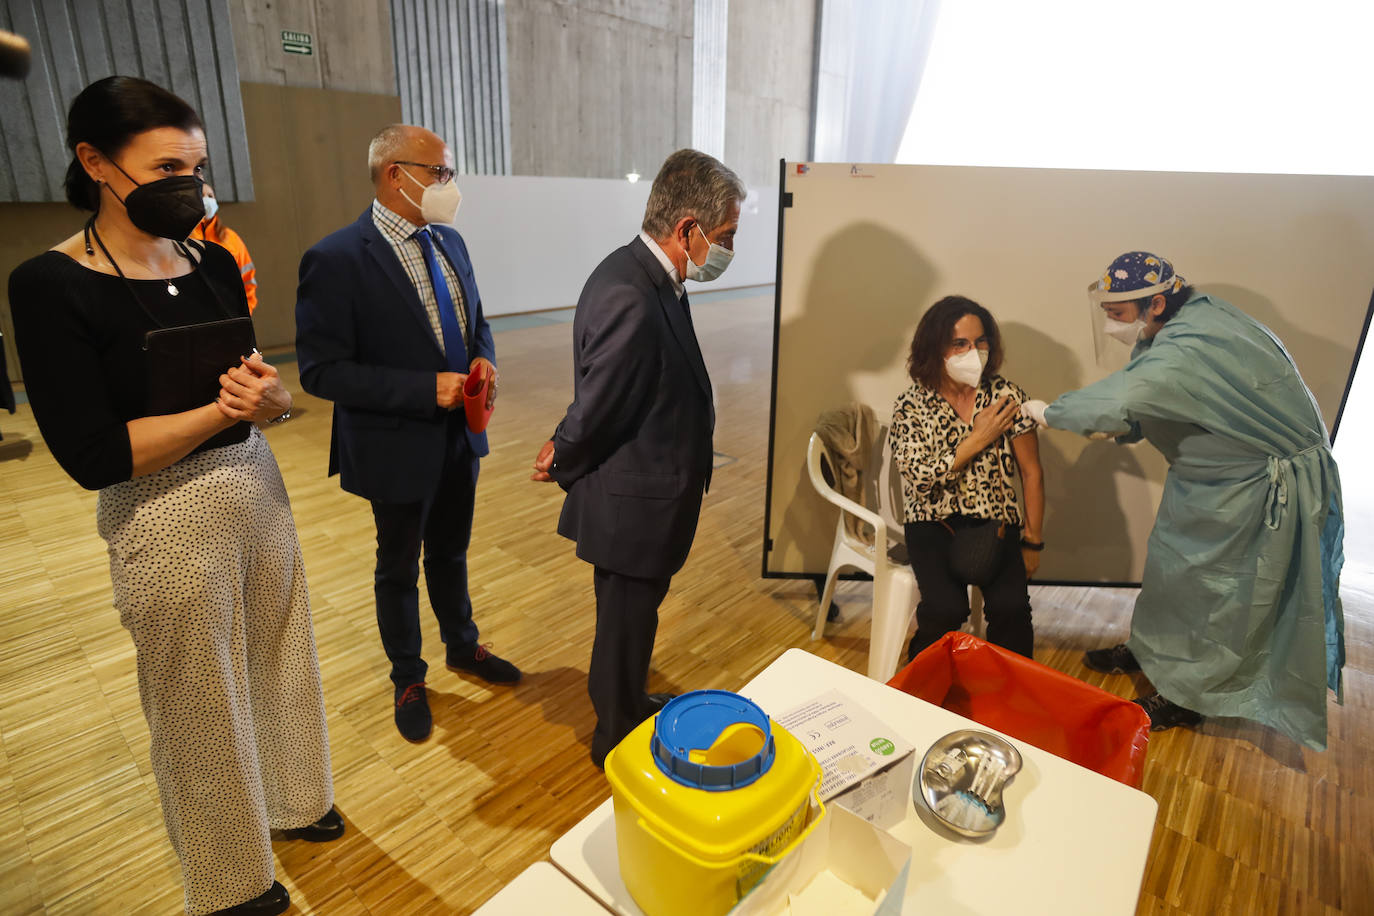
[97,428,333,915]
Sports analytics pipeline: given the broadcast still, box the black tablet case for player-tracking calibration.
[144,316,257,454]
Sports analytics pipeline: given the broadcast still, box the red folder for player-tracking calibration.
[463,364,494,432]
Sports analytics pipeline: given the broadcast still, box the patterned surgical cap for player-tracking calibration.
[1098,251,1184,296]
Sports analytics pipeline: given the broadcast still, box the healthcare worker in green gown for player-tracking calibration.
[1021,252,1345,749]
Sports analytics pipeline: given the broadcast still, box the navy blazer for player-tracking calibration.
[551,237,715,580]
[295,208,496,503]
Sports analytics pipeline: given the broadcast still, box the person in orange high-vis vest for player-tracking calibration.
[192,183,258,314]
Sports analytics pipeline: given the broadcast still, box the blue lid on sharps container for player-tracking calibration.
[650,690,776,791]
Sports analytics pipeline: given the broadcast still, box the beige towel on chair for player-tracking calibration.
[815,403,878,546]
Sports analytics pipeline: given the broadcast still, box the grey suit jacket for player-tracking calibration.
[550,236,715,579]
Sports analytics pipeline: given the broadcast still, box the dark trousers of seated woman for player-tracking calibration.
[905,515,1034,661]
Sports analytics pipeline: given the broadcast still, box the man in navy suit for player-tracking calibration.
[532,149,745,767]
[296,124,520,742]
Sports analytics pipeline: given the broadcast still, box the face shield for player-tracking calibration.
[1086,253,1186,365]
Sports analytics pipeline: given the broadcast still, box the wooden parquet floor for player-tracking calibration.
[0,291,1370,914]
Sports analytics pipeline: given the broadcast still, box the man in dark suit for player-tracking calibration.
[532,149,745,767]
[296,124,520,742]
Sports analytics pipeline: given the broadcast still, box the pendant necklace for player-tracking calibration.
[81,217,226,328]
[84,220,188,296]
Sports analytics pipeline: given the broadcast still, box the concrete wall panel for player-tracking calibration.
[230,0,395,95]
[393,0,511,174]
[724,0,815,189]
[0,0,254,202]
[506,0,693,178]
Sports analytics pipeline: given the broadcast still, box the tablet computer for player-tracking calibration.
[144,316,256,452]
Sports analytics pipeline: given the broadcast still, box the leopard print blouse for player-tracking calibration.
[890,374,1037,525]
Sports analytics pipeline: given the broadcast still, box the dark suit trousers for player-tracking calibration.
[904,518,1034,661]
[589,566,671,761]
[371,417,481,688]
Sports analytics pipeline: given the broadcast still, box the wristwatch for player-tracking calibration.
[268,409,292,424]
[1020,538,1044,551]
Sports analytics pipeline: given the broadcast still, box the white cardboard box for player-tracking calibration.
[729,805,911,916]
[776,691,916,830]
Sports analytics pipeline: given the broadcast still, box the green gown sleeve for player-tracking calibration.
[1044,335,1212,435]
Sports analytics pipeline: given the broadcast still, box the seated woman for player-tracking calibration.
[890,295,1044,661]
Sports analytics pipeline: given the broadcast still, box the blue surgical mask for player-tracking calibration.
[202,195,218,221]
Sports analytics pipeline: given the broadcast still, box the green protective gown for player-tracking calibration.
[1045,294,1345,749]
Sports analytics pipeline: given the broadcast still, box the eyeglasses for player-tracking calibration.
[394,161,455,184]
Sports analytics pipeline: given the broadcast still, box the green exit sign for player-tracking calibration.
[281,30,312,55]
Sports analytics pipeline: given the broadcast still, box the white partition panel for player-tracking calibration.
[451,175,777,315]
[764,162,1374,583]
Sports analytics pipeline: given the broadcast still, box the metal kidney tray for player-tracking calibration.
[915,729,1023,838]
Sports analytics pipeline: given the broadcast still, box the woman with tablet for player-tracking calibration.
[7,76,337,916]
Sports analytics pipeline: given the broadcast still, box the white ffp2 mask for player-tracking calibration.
[945,348,988,388]
[1103,316,1146,346]
[400,167,462,225]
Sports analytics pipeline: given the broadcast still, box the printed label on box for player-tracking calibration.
[778,691,914,801]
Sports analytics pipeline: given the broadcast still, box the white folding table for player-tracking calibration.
[550,648,1157,915]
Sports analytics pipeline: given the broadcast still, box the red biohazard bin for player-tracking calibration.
[887,632,1151,788]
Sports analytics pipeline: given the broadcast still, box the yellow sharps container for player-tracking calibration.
[604,690,825,916]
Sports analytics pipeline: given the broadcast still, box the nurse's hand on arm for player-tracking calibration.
[1021,399,1049,428]
[951,396,1018,472]
[1022,398,1121,440]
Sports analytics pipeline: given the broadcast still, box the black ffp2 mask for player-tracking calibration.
[103,154,206,240]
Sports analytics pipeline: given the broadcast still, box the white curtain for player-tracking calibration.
[813,0,942,163]
[693,0,729,160]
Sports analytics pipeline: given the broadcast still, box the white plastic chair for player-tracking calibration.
[806,432,918,681]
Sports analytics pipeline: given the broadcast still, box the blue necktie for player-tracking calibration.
[414,228,467,371]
